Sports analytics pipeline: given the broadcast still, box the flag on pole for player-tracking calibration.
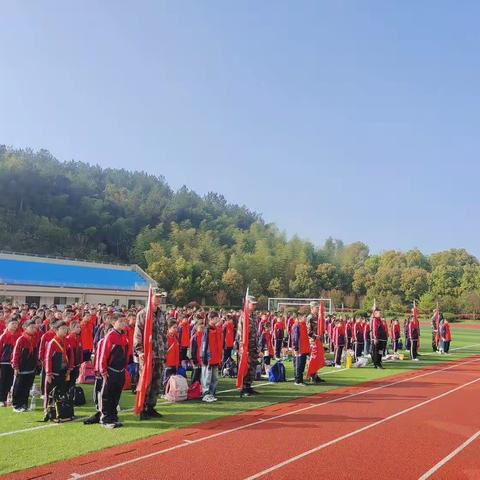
[307,300,326,377]
[236,288,250,390]
[134,287,154,415]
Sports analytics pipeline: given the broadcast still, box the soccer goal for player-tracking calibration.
[268,297,333,314]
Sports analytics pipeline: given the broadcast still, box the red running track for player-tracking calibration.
[6,356,480,480]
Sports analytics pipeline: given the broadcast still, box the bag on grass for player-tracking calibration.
[268,361,286,383]
[68,385,86,406]
[354,357,368,368]
[187,381,202,400]
[47,386,74,422]
[77,361,95,385]
[164,375,188,402]
[222,358,238,378]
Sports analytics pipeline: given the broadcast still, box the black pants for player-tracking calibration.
[410,339,418,359]
[392,339,399,353]
[372,342,383,367]
[354,342,364,361]
[180,347,189,362]
[443,341,450,353]
[263,355,271,366]
[222,347,233,364]
[82,350,92,363]
[294,354,307,383]
[93,375,103,408]
[66,366,80,391]
[191,365,201,384]
[275,339,282,359]
[0,364,14,402]
[335,345,344,366]
[44,372,67,412]
[12,372,35,409]
[100,369,125,424]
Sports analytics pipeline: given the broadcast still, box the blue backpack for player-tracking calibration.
[268,361,286,383]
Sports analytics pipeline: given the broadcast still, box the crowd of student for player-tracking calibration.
[0,301,452,428]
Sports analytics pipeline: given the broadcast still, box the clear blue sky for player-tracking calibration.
[2,2,479,256]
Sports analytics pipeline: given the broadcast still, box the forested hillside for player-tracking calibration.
[1,146,479,312]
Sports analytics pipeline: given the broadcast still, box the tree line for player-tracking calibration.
[1,146,479,314]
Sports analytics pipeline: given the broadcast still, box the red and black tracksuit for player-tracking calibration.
[44,335,71,411]
[39,329,55,396]
[371,317,387,368]
[98,329,128,424]
[293,322,310,383]
[177,322,190,364]
[353,322,364,360]
[440,323,451,353]
[66,332,83,389]
[0,330,20,403]
[260,330,274,366]
[273,320,285,359]
[391,323,401,352]
[11,333,38,409]
[190,330,203,383]
[408,320,420,359]
[333,324,346,366]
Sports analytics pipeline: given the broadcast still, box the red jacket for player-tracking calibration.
[165,332,180,368]
[391,323,401,340]
[293,322,310,355]
[178,322,190,348]
[371,317,386,341]
[441,323,451,342]
[125,325,135,359]
[260,330,274,356]
[333,324,346,347]
[81,315,97,351]
[98,329,128,376]
[66,332,83,368]
[223,322,235,349]
[201,325,223,366]
[12,333,38,373]
[190,330,203,365]
[45,336,71,376]
[0,330,20,364]
[353,322,363,342]
[0,320,5,336]
[408,320,420,340]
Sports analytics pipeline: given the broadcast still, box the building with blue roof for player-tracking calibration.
[0,252,156,308]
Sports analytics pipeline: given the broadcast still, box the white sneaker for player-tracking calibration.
[210,396,218,402]
[413,358,420,361]
[13,407,26,413]
[101,423,116,429]
[335,365,342,369]
[294,382,307,387]
[202,395,215,403]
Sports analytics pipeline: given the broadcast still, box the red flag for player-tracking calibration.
[134,287,154,415]
[236,289,250,390]
[307,301,326,377]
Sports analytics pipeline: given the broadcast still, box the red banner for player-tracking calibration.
[236,289,250,390]
[134,287,154,415]
[307,301,325,377]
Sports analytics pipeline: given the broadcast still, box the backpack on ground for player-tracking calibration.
[268,361,286,383]
[68,385,86,406]
[177,367,187,378]
[77,361,95,384]
[221,358,238,378]
[164,375,188,402]
[47,386,74,422]
[354,357,369,368]
[187,381,202,400]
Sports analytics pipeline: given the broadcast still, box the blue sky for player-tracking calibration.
[2,1,479,256]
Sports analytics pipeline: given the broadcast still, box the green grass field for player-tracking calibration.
[1,327,480,476]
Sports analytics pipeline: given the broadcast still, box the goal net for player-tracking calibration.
[268,297,333,314]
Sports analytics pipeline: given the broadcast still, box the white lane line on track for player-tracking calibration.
[418,429,480,480]
[68,357,480,479]
[244,376,480,480]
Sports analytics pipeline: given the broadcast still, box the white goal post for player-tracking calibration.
[268,297,333,314]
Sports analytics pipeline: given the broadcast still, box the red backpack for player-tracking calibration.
[187,381,202,400]
[77,361,95,384]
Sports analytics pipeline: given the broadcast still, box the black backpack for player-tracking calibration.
[47,386,74,422]
[68,385,86,406]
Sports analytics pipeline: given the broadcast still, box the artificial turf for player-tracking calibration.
[1,326,480,475]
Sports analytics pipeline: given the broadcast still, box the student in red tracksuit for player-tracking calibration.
[39,317,56,396]
[164,319,180,386]
[190,322,204,384]
[391,320,401,353]
[11,319,39,412]
[0,315,20,406]
[371,309,387,369]
[177,316,190,368]
[260,322,274,366]
[81,310,97,362]
[346,319,353,350]
[125,312,137,392]
[440,320,451,354]
[363,320,371,356]
[292,315,310,386]
[200,312,222,402]
[408,316,420,361]
[44,320,71,421]
[273,316,285,360]
[66,321,83,390]
[98,314,128,428]
[222,315,235,365]
[353,317,364,361]
[333,319,346,368]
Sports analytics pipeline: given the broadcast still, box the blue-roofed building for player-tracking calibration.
[0,252,156,308]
